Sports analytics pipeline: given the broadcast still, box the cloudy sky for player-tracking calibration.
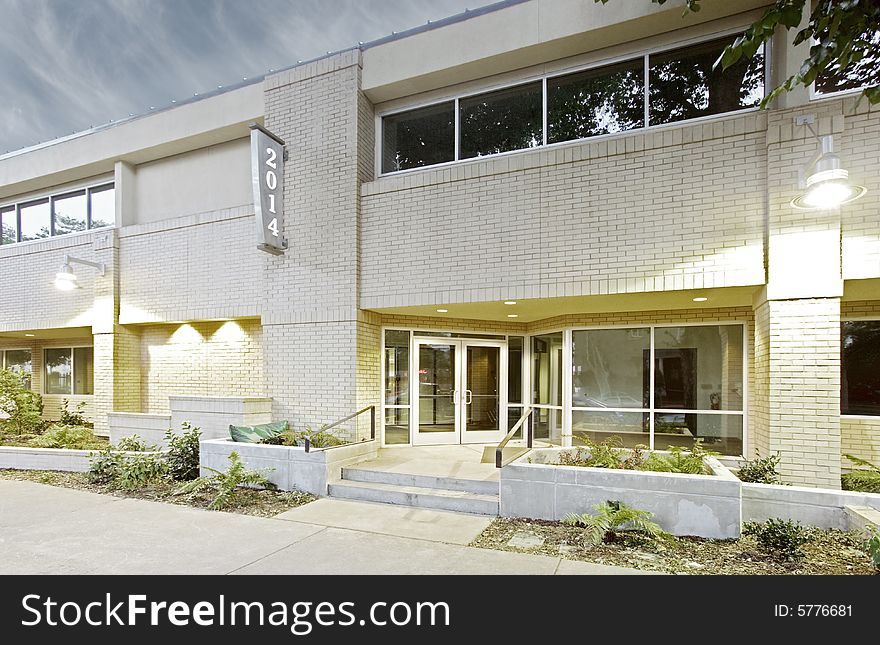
[0,0,483,154]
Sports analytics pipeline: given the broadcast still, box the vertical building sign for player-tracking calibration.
[250,123,288,255]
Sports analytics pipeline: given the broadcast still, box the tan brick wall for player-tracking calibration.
[360,112,768,309]
[118,207,262,324]
[139,319,264,414]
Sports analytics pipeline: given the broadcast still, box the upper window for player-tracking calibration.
[815,30,880,97]
[460,81,543,159]
[0,182,115,246]
[842,321,880,416]
[382,103,455,173]
[649,36,764,126]
[380,33,765,174]
[3,349,32,390]
[44,347,94,396]
[548,58,645,144]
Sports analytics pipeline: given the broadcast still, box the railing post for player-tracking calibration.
[304,436,311,453]
[370,405,376,440]
[527,412,533,448]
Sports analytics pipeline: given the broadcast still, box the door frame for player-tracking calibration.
[410,336,507,446]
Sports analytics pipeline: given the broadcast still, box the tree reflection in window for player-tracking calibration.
[548,59,645,143]
[459,81,543,159]
[816,30,880,96]
[382,102,455,173]
[649,36,764,126]
[842,321,880,416]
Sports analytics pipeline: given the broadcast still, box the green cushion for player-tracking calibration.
[229,420,289,443]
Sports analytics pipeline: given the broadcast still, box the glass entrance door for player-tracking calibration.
[413,338,506,445]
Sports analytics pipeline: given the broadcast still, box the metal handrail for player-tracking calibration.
[495,407,534,468]
[304,405,376,453]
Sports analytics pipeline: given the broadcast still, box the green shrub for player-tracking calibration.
[642,439,716,474]
[115,452,167,491]
[867,531,880,572]
[59,399,89,427]
[737,451,783,484]
[88,446,167,490]
[260,427,346,449]
[31,424,106,450]
[841,455,880,493]
[115,434,156,452]
[165,422,201,481]
[88,448,122,485]
[743,518,809,561]
[559,436,629,469]
[0,368,44,434]
[563,500,672,545]
[174,451,276,510]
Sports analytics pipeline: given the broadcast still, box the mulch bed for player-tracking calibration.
[471,517,877,575]
[0,469,314,518]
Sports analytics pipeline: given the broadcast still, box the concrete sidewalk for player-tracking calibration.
[0,480,648,575]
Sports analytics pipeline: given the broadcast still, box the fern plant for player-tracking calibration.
[737,451,782,484]
[175,451,276,510]
[643,439,716,474]
[867,530,880,573]
[841,455,880,493]
[563,500,672,545]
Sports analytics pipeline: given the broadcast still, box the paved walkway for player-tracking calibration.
[0,480,648,575]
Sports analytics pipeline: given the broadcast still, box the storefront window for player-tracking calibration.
[842,321,880,416]
[532,332,563,443]
[3,349,32,390]
[384,329,411,444]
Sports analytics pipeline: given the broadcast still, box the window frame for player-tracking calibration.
[0,180,115,247]
[375,25,766,178]
[42,344,95,397]
[840,317,880,418]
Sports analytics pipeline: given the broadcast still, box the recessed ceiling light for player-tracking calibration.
[507,314,519,318]
[504,300,517,305]
[693,297,708,302]
[436,309,448,313]
[25,333,35,337]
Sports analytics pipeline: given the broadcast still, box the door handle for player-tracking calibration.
[465,390,473,405]
[452,389,459,404]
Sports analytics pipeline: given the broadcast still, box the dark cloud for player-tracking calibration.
[0,0,480,153]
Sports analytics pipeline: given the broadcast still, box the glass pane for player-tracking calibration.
[548,58,645,144]
[1,207,16,244]
[89,185,115,228]
[533,407,563,444]
[384,408,410,445]
[572,410,649,448]
[816,31,879,95]
[507,405,524,432]
[572,328,649,408]
[842,321,880,415]
[508,336,523,404]
[653,325,744,411]
[384,330,410,406]
[418,343,456,433]
[532,332,563,406]
[654,412,743,456]
[465,345,500,432]
[73,347,94,395]
[649,36,764,126]
[53,191,87,235]
[382,102,455,173]
[44,348,72,395]
[460,81,543,159]
[19,200,50,241]
[4,349,32,390]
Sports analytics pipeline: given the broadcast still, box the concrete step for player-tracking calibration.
[341,466,498,496]
[328,480,499,516]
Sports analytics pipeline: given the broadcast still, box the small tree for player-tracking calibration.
[0,368,43,434]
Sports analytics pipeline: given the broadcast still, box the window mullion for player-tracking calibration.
[643,53,650,128]
[542,76,548,147]
[454,98,460,162]
[649,326,655,451]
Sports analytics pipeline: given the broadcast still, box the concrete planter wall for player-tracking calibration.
[108,412,172,447]
[200,438,378,496]
[169,396,273,440]
[0,446,162,473]
[742,482,880,529]
[501,447,742,539]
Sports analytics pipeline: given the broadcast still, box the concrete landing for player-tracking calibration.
[351,445,500,484]
[275,498,493,545]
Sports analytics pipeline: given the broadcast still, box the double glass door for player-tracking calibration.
[413,338,506,445]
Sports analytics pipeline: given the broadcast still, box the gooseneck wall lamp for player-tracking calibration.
[54,254,105,291]
[791,132,867,210]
